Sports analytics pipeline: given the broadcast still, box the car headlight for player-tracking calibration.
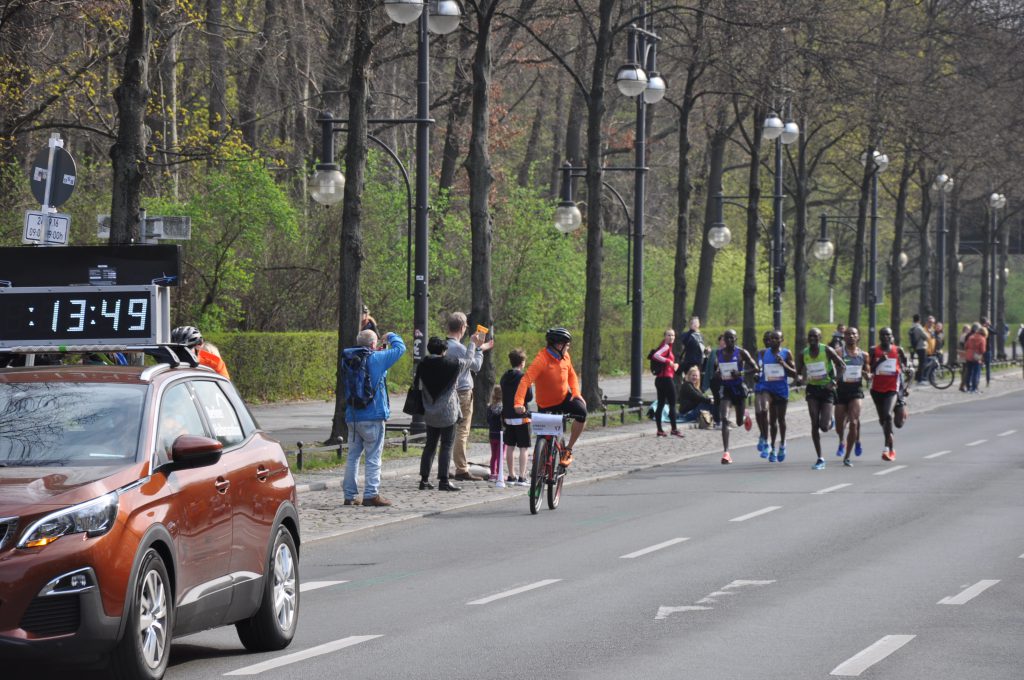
[18,491,119,548]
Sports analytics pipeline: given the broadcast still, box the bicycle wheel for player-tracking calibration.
[547,440,564,510]
[929,362,955,389]
[529,438,547,515]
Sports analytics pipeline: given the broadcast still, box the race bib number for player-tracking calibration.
[764,364,786,381]
[877,358,898,375]
[719,361,738,377]
[844,365,863,383]
[807,361,828,380]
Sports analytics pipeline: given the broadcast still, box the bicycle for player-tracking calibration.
[917,354,955,389]
[528,412,571,515]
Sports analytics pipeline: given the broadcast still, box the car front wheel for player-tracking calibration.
[109,549,173,680]
[236,526,299,652]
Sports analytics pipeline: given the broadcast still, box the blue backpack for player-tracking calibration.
[344,348,377,409]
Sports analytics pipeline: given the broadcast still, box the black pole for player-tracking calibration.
[771,135,784,331]
[990,210,997,324]
[937,189,946,325]
[411,11,430,433]
[628,30,647,408]
[869,169,878,348]
[317,112,336,169]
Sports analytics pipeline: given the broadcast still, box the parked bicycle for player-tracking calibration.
[528,413,571,514]
[914,354,956,389]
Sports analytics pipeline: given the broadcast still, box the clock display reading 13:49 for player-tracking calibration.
[0,285,158,347]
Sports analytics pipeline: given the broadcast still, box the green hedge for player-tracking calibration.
[207,324,854,404]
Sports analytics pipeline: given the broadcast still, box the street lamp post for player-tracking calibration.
[614,6,664,408]
[988,193,1006,328]
[863,149,889,348]
[762,105,799,331]
[933,173,954,324]
[314,0,460,432]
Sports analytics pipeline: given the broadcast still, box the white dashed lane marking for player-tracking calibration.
[300,580,348,593]
[938,580,1000,605]
[924,450,950,459]
[830,635,915,676]
[224,635,382,675]
[467,579,561,605]
[729,506,782,522]
[620,537,690,559]
[812,484,852,495]
[873,465,907,476]
[997,429,1015,437]
[965,439,987,447]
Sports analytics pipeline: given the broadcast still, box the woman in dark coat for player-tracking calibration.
[415,335,479,490]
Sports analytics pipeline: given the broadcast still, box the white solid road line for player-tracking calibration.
[813,483,852,495]
[873,465,907,476]
[924,450,951,459]
[620,537,690,559]
[938,579,1000,605]
[965,439,987,447]
[729,506,782,522]
[300,580,348,593]
[224,635,382,676]
[830,635,916,676]
[467,579,561,605]
[997,429,1016,437]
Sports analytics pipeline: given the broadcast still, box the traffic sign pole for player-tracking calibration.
[41,133,61,214]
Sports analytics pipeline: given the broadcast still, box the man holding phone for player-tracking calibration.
[446,312,494,481]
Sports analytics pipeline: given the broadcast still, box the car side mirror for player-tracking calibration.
[170,435,224,469]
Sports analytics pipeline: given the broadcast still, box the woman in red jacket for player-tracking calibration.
[651,329,683,438]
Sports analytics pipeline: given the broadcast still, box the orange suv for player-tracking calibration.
[0,362,300,679]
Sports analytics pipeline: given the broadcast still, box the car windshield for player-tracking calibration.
[0,382,146,466]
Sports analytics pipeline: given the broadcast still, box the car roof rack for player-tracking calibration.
[0,344,200,369]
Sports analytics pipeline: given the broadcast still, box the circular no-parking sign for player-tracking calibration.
[29,145,77,207]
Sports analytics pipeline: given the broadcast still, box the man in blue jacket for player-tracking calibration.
[342,329,406,507]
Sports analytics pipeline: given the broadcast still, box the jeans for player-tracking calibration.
[420,424,456,481]
[966,361,981,392]
[344,420,386,500]
[452,390,474,474]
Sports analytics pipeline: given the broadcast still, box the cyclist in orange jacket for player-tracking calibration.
[172,325,231,379]
[513,327,587,466]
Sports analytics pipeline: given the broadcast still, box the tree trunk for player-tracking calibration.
[916,163,934,318]
[563,16,589,166]
[110,0,157,245]
[947,190,960,350]
[742,103,764,352]
[580,0,615,409]
[889,147,913,344]
[847,143,875,331]
[439,29,472,194]
[516,91,545,187]
[329,0,374,443]
[467,0,498,426]
[997,210,1010,357]
[239,0,277,149]
[155,0,180,200]
[206,0,227,133]
[671,81,697,364]
[548,80,566,197]
[692,105,731,323]
[322,0,352,115]
[792,117,809,359]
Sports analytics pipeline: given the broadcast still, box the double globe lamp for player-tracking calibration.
[311,1,462,207]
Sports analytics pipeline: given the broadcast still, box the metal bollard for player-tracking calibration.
[402,430,408,452]
[296,441,303,471]
[637,405,643,421]
[337,442,344,462]
[602,410,608,427]
[620,405,626,424]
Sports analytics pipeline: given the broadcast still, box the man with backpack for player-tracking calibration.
[342,329,406,507]
[678,316,707,376]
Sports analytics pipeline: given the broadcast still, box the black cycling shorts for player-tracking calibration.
[805,384,836,404]
[503,423,531,448]
[719,382,747,407]
[539,394,588,422]
[835,385,864,405]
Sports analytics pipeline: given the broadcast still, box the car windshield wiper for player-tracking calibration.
[1,459,68,467]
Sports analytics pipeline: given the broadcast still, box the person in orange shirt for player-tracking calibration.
[513,327,587,466]
[171,325,231,379]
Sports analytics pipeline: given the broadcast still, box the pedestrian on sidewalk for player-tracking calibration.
[486,386,504,482]
[416,334,484,491]
[679,316,706,376]
[500,349,532,486]
[342,329,406,507]
[651,329,683,438]
[446,312,495,482]
[678,366,713,426]
[981,316,994,386]
[908,314,930,383]
[964,323,986,393]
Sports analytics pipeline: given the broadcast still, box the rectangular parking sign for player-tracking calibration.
[22,210,70,245]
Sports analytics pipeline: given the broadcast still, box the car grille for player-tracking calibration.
[0,517,16,551]
[20,595,80,637]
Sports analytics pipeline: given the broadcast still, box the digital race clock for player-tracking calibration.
[0,285,164,348]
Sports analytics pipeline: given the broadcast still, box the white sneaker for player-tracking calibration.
[516,477,528,487]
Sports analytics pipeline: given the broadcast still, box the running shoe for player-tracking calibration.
[777,444,787,462]
[881,449,894,462]
[812,458,826,470]
[854,441,863,457]
[768,449,778,463]
[744,414,753,431]
[560,449,574,467]
[721,451,733,464]
[836,443,845,458]
[506,475,517,484]
[516,477,528,487]
[758,437,769,458]
[843,459,853,467]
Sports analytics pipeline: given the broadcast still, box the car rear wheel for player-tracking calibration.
[109,549,173,680]
[236,526,299,652]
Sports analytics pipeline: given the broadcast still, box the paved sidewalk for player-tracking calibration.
[293,372,1024,543]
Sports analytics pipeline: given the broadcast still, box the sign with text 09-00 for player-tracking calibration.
[0,285,160,348]
[23,210,70,245]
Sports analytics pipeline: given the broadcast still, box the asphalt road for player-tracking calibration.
[161,388,1024,679]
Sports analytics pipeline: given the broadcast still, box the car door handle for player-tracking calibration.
[215,478,230,494]
[255,466,270,482]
